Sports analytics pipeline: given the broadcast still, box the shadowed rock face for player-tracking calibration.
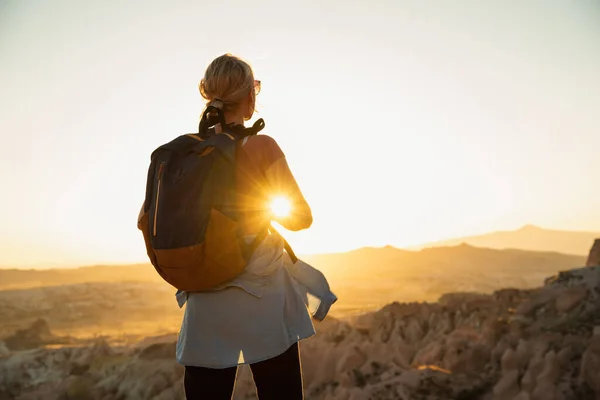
[4,319,54,351]
[586,239,600,267]
[2,265,600,399]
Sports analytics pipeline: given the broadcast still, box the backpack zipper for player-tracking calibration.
[153,162,166,236]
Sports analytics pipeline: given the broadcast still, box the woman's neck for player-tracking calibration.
[224,112,244,126]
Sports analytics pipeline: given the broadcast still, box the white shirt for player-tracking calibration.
[175,232,337,368]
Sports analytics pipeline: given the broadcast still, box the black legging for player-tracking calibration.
[184,342,304,400]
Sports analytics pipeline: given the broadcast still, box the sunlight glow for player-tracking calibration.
[269,196,291,218]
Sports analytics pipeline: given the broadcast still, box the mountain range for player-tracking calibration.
[411,224,600,256]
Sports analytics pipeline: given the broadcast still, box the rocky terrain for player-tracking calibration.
[2,261,600,399]
[1,245,584,338]
[0,282,181,339]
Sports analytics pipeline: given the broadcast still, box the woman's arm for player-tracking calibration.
[264,156,313,231]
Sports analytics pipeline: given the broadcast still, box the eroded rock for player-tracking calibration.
[586,239,600,267]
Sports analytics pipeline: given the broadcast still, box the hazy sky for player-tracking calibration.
[1,0,599,267]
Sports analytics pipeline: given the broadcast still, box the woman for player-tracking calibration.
[176,53,329,400]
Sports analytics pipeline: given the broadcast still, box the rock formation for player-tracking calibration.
[586,239,600,267]
[4,319,54,351]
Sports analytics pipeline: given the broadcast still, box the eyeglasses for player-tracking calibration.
[254,80,261,96]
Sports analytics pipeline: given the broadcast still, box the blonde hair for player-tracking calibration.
[199,53,255,114]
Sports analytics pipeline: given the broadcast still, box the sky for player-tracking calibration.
[1,0,599,268]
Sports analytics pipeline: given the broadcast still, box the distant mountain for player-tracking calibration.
[411,225,600,256]
[302,243,585,283]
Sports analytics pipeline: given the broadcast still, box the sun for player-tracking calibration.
[269,196,291,218]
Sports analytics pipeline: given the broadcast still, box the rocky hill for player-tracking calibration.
[2,263,600,399]
[303,244,585,315]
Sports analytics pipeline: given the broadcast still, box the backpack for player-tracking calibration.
[137,106,280,291]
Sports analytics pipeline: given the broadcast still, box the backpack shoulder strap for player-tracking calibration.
[243,225,298,264]
[269,225,298,264]
[186,134,204,142]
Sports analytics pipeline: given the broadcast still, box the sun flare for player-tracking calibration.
[269,196,291,218]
